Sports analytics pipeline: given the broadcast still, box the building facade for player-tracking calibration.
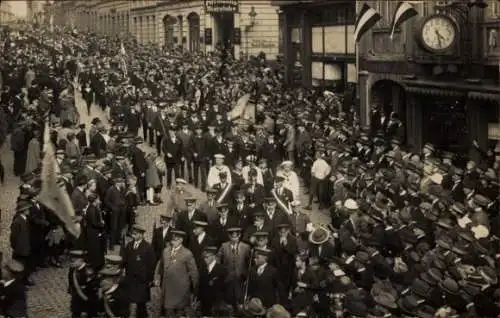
[56,0,280,59]
[272,0,357,91]
[356,0,500,157]
[0,1,16,25]
[27,0,46,23]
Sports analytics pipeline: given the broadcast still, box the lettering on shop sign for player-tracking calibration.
[205,0,239,13]
[250,39,277,49]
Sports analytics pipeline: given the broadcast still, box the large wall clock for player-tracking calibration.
[419,14,458,54]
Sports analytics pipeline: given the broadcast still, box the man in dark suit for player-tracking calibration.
[154,107,169,155]
[198,246,226,316]
[223,139,238,168]
[175,197,208,246]
[151,213,174,263]
[177,122,194,183]
[90,126,107,158]
[259,134,281,171]
[130,137,148,203]
[162,128,182,187]
[241,172,266,209]
[242,210,273,244]
[122,225,156,318]
[212,172,233,205]
[271,224,298,298]
[247,248,285,308]
[104,177,127,247]
[189,221,214,269]
[192,126,208,189]
[10,200,33,285]
[271,176,294,215]
[210,204,240,247]
[0,259,28,318]
[231,190,252,229]
[70,174,89,216]
[263,197,290,240]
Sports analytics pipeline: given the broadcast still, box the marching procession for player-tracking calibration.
[1,19,500,318]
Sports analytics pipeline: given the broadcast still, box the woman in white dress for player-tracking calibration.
[277,161,300,200]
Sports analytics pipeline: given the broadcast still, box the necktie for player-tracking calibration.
[134,242,139,249]
[221,218,226,226]
[281,239,286,247]
[232,244,237,254]
[257,266,264,275]
[171,248,177,258]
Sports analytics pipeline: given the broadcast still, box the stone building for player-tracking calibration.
[272,0,357,91]
[355,0,500,157]
[56,0,281,59]
[0,1,16,25]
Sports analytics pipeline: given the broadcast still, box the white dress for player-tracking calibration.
[207,164,232,188]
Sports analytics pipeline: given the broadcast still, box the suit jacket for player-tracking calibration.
[231,203,253,229]
[122,240,156,303]
[152,226,173,262]
[90,133,107,158]
[71,187,89,215]
[209,215,240,247]
[198,261,226,312]
[162,137,183,164]
[155,245,199,309]
[242,224,273,244]
[192,135,208,162]
[177,130,193,158]
[10,214,30,257]
[0,279,27,317]
[242,183,266,208]
[198,200,219,223]
[131,146,148,175]
[247,264,285,308]
[104,185,127,214]
[264,209,290,238]
[176,209,208,234]
[188,232,214,268]
[217,241,251,281]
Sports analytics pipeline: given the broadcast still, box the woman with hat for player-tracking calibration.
[84,193,106,270]
[0,259,27,318]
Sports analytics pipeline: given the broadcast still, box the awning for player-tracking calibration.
[468,91,500,102]
[404,86,464,97]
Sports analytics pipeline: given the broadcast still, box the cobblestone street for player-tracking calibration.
[0,89,330,317]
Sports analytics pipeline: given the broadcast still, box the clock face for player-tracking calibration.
[421,15,457,52]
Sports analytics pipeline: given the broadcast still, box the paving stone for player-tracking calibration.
[0,88,330,317]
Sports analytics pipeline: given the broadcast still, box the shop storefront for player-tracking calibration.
[274,0,356,90]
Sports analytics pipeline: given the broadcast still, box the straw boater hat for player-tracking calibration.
[309,226,330,245]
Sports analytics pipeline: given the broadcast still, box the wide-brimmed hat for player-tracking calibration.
[242,298,266,316]
[308,226,330,245]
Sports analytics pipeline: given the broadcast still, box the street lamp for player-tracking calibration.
[247,6,257,29]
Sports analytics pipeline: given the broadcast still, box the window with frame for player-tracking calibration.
[487,0,500,19]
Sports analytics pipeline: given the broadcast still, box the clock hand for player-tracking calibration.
[435,29,443,47]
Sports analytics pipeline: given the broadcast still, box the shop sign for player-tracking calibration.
[250,39,276,49]
[204,0,239,13]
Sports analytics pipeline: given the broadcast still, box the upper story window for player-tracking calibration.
[486,0,500,19]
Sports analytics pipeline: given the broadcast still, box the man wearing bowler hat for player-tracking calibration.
[175,196,207,246]
[151,212,174,264]
[104,176,127,248]
[122,225,155,318]
[247,247,285,308]
[198,246,227,316]
[154,230,199,317]
[10,200,33,286]
[218,227,251,311]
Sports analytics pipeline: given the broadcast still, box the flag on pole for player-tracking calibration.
[390,2,419,40]
[37,139,80,238]
[353,4,382,42]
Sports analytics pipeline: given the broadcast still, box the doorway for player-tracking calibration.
[163,15,176,50]
[421,95,469,156]
[213,13,234,52]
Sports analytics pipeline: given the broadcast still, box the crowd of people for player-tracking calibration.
[1,22,500,318]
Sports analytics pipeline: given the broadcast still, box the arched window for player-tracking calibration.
[187,12,200,52]
[163,15,176,49]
